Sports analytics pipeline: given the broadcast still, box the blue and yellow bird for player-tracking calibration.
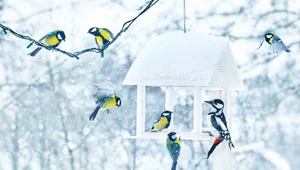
[166,132,181,170]
[27,30,66,57]
[89,91,121,121]
[87,27,114,58]
[256,32,291,54]
[151,110,172,132]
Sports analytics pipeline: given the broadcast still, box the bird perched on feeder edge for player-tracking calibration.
[27,30,66,57]
[166,132,181,170]
[87,27,114,58]
[89,87,121,121]
[151,110,173,132]
[256,32,291,54]
[205,99,235,159]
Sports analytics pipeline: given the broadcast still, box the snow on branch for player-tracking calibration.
[0,0,160,60]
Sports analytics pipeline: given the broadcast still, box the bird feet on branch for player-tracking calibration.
[104,110,111,114]
[203,130,214,137]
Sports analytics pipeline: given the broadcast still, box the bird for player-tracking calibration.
[89,90,121,121]
[205,99,235,159]
[27,30,66,57]
[150,110,173,132]
[166,132,181,170]
[256,32,291,54]
[87,27,114,58]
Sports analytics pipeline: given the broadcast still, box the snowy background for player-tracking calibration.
[1,0,300,170]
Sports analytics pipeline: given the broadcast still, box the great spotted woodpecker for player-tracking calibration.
[205,99,234,159]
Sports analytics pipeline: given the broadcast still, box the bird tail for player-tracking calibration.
[207,136,223,159]
[28,47,42,57]
[27,42,34,48]
[171,161,177,170]
[89,105,101,121]
[285,48,291,53]
[228,140,235,149]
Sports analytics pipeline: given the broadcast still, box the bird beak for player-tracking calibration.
[205,101,212,105]
[208,112,214,115]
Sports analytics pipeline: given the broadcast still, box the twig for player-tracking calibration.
[73,0,160,55]
[0,0,160,60]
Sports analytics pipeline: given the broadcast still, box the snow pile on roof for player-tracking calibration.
[123,31,245,89]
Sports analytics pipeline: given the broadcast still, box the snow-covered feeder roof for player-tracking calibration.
[123,31,245,89]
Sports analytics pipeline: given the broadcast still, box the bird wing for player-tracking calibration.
[210,116,226,132]
[220,131,235,149]
[271,40,290,53]
[272,35,281,43]
[100,28,114,40]
[90,84,115,103]
[27,31,56,48]
[170,142,180,161]
[220,115,229,130]
[40,31,56,41]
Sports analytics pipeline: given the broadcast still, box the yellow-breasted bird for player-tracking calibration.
[256,32,291,54]
[27,30,66,57]
[89,91,121,121]
[151,110,172,132]
[87,27,114,58]
[166,132,181,170]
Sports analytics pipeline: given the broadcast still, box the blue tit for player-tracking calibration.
[205,99,234,159]
[151,110,172,132]
[27,30,66,57]
[257,32,291,53]
[87,27,114,58]
[166,132,181,170]
[89,93,121,121]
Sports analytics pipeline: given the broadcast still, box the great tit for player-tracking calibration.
[151,110,172,132]
[27,30,66,57]
[87,27,114,58]
[166,132,181,170]
[205,99,234,159]
[89,92,121,121]
[256,32,291,53]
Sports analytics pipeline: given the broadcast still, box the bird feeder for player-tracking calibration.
[123,31,245,140]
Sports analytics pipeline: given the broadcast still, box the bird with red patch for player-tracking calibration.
[205,99,235,159]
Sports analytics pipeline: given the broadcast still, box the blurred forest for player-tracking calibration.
[0,0,300,170]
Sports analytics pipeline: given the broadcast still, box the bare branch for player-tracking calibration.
[0,0,160,60]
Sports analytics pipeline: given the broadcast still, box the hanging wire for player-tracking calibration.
[0,0,160,60]
[183,0,186,33]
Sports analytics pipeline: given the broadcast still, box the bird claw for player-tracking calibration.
[105,110,111,114]
[203,130,214,137]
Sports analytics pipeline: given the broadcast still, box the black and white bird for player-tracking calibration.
[205,99,234,159]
